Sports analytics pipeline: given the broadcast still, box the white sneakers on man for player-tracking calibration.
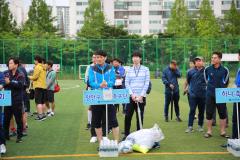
[89,136,109,143]
[0,144,6,154]
[90,137,97,143]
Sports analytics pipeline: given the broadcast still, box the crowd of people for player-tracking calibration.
[0,55,57,154]
[0,49,239,154]
[84,50,240,150]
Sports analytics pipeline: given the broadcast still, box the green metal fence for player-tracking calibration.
[0,38,239,79]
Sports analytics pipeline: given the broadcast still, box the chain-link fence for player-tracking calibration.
[0,38,239,79]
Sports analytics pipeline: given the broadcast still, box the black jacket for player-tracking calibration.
[187,67,206,98]
[4,69,25,106]
[18,65,30,89]
[162,66,181,93]
[204,65,229,97]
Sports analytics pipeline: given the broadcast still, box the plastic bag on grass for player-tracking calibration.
[119,124,164,154]
[118,139,134,153]
[227,139,240,157]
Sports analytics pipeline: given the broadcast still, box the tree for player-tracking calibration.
[78,0,105,38]
[196,0,220,37]
[223,0,240,36]
[23,0,56,33]
[101,24,129,38]
[166,0,191,37]
[0,0,17,33]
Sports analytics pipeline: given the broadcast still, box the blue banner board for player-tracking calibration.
[215,88,240,103]
[83,89,130,106]
[0,91,12,106]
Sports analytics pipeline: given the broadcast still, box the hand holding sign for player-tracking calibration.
[100,80,108,88]
[5,77,10,85]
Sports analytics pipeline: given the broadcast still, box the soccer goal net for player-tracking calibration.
[79,65,88,80]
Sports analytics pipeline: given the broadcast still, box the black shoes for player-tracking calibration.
[5,136,10,141]
[35,115,47,121]
[176,117,182,122]
[152,142,160,149]
[16,137,23,143]
[85,123,91,130]
[121,136,127,141]
[165,117,169,122]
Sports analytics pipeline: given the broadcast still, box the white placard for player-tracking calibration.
[222,54,239,62]
[0,64,8,72]
[115,79,123,86]
[103,89,113,100]
[0,64,60,73]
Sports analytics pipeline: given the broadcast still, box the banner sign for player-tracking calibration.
[0,91,12,106]
[0,64,60,73]
[216,88,240,103]
[83,89,130,105]
[222,54,239,62]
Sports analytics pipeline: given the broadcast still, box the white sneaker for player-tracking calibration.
[0,144,6,154]
[47,112,52,117]
[197,126,204,132]
[90,137,97,143]
[185,127,194,133]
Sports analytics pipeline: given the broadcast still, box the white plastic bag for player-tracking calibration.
[227,139,240,157]
[118,139,134,153]
[119,124,164,154]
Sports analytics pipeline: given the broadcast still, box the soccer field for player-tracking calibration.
[2,79,239,160]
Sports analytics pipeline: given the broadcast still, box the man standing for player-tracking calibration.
[232,51,240,139]
[46,60,56,117]
[124,51,150,139]
[88,50,119,143]
[85,54,97,130]
[185,57,206,133]
[3,57,24,143]
[84,54,100,143]
[162,60,182,122]
[204,52,229,138]
[0,71,6,153]
[112,58,126,112]
[29,55,47,121]
[18,62,30,136]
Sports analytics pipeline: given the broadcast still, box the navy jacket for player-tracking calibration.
[4,69,25,106]
[235,68,240,87]
[18,65,30,89]
[187,67,206,98]
[162,66,181,93]
[204,65,229,97]
[0,71,4,85]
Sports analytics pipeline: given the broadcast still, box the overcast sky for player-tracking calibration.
[24,0,69,8]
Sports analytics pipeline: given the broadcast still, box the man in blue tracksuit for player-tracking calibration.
[88,50,119,143]
[185,57,206,133]
[232,51,240,139]
[204,52,229,138]
[162,60,182,122]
